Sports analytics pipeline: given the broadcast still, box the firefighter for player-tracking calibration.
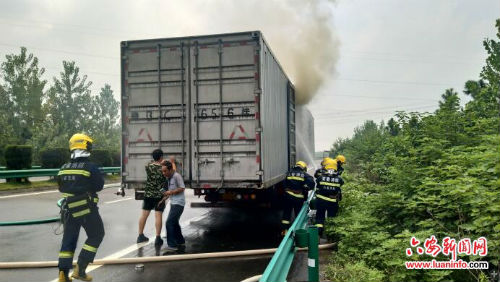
[57,133,105,282]
[314,161,344,237]
[281,161,315,235]
[336,155,346,175]
[314,157,335,178]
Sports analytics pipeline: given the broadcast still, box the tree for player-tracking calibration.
[0,47,47,143]
[386,118,400,136]
[46,61,94,138]
[325,19,500,282]
[91,84,120,150]
[94,84,119,133]
[437,88,460,113]
[481,19,500,90]
[0,85,17,165]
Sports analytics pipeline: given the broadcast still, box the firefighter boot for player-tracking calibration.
[58,269,72,282]
[71,263,92,281]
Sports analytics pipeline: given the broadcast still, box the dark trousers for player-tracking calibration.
[59,207,105,270]
[166,204,185,248]
[315,198,338,236]
[281,192,305,230]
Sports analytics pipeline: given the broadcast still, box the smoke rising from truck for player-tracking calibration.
[183,0,339,105]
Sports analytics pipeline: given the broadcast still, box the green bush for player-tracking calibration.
[325,260,384,282]
[5,145,32,170]
[90,149,112,167]
[40,148,70,168]
[111,151,121,167]
[0,146,5,166]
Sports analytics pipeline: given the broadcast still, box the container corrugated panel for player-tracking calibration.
[121,37,189,185]
[259,37,290,187]
[191,33,260,187]
[121,31,293,189]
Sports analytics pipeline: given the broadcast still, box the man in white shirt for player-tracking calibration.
[161,161,186,252]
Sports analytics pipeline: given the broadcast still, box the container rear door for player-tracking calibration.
[190,36,260,188]
[122,42,189,182]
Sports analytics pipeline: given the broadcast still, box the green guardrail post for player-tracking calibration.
[295,229,309,248]
[307,226,319,282]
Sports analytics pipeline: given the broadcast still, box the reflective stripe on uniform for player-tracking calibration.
[67,199,88,208]
[82,244,97,253]
[287,176,304,181]
[319,182,340,187]
[59,251,74,258]
[316,194,337,202]
[72,209,91,217]
[93,197,99,203]
[57,169,90,177]
[315,223,324,228]
[281,220,290,224]
[286,190,304,198]
[61,193,74,198]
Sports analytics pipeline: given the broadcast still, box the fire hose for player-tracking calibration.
[0,198,64,227]
[0,244,335,269]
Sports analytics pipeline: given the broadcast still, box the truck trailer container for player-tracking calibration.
[120,31,314,204]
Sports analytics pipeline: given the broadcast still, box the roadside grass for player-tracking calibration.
[0,174,121,192]
[0,180,57,191]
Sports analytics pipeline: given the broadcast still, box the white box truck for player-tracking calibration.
[120,31,314,205]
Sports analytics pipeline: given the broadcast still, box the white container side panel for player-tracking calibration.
[295,106,315,168]
[190,36,260,184]
[260,40,289,185]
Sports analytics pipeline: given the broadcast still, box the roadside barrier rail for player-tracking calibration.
[260,191,318,282]
[0,167,120,179]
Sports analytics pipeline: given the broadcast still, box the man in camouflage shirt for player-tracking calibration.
[137,149,166,247]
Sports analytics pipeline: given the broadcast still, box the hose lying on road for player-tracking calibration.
[0,217,59,226]
[0,243,335,269]
[241,274,263,282]
[0,199,62,226]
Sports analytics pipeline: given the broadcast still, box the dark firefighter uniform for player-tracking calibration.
[315,169,344,236]
[314,167,326,179]
[57,133,104,282]
[336,155,346,175]
[281,161,315,232]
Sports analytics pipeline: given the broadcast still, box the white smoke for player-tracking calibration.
[169,0,340,105]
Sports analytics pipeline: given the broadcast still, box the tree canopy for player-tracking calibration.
[0,52,120,164]
[325,19,500,282]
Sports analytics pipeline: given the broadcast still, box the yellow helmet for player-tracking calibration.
[336,155,346,164]
[322,157,336,168]
[295,161,307,171]
[325,161,338,171]
[69,133,93,151]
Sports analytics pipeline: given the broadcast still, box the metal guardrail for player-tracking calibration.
[0,166,40,170]
[260,191,316,282]
[0,167,120,179]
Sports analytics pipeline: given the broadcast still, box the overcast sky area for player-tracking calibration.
[0,0,499,152]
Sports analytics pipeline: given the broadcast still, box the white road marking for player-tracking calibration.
[48,211,209,282]
[0,183,121,200]
[104,197,133,204]
[0,190,58,199]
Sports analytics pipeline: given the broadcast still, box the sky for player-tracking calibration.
[0,0,498,152]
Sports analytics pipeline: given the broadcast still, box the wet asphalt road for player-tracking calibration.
[0,184,288,282]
